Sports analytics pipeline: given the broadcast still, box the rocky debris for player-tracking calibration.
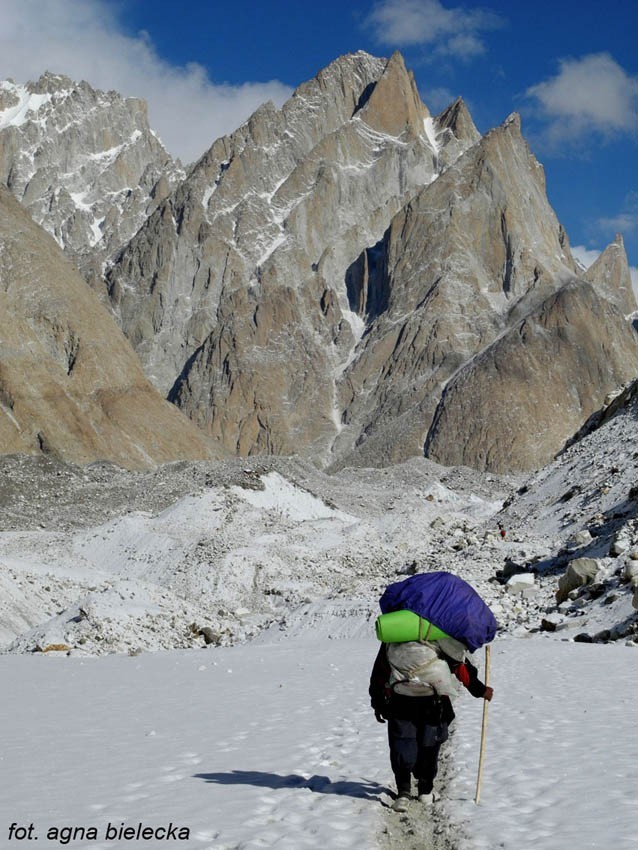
[3,576,242,656]
[0,186,215,469]
[497,378,638,543]
[574,617,638,645]
[488,390,638,644]
[1,435,637,656]
[0,452,516,655]
[610,523,636,556]
[566,529,593,550]
[556,558,600,604]
[191,624,226,646]
[494,559,529,582]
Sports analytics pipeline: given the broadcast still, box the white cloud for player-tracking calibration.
[364,0,503,59]
[597,212,638,235]
[526,53,638,147]
[571,245,602,272]
[0,0,292,163]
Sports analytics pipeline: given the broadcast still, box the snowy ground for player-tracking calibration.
[449,637,638,850]
[2,388,638,848]
[2,634,637,849]
[1,639,389,850]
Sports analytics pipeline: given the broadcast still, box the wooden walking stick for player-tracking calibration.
[474,643,491,805]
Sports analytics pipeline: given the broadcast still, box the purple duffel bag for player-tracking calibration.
[379,571,497,652]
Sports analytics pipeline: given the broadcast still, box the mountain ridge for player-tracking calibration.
[0,51,636,472]
[0,184,216,468]
[0,71,184,286]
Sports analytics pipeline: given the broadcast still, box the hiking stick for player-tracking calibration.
[474,644,491,805]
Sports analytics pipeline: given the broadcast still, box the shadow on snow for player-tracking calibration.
[194,770,387,801]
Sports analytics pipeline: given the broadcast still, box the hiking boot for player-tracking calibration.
[417,781,435,803]
[392,793,410,812]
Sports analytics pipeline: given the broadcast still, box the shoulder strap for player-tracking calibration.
[418,617,433,643]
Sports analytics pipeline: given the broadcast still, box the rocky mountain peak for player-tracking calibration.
[503,110,521,128]
[29,71,75,94]
[105,49,463,412]
[0,72,183,283]
[584,233,637,315]
[287,50,386,128]
[327,104,636,472]
[429,96,480,169]
[480,111,529,161]
[0,50,636,475]
[436,96,478,140]
[356,50,428,136]
[101,53,637,474]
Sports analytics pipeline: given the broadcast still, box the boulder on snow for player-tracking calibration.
[611,530,632,557]
[624,562,638,587]
[540,616,566,632]
[566,529,593,549]
[573,632,594,643]
[499,559,527,580]
[39,643,73,654]
[198,627,222,645]
[506,573,537,596]
[556,558,599,604]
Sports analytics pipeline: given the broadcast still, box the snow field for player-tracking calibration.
[3,620,638,848]
[0,639,389,850]
[231,473,355,523]
[0,82,52,129]
[447,638,638,850]
[3,449,638,848]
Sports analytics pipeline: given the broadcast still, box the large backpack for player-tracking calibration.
[379,571,497,652]
[386,641,460,698]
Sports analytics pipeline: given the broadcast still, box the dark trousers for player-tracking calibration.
[387,694,449,794]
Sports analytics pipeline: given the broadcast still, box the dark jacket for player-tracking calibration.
[368,643,488,724]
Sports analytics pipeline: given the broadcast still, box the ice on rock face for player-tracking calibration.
[0,82,52,129]
[0,74,184,273]
[423,115,440,154]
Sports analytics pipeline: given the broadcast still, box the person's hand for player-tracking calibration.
[374,710,386,723]
[483,686,494,702]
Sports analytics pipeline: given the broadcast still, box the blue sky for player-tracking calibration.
[1,0,637,278]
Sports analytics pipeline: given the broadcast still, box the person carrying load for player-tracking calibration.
[369,571,495,812]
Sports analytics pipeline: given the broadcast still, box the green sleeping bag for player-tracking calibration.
[375,609,451,643]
